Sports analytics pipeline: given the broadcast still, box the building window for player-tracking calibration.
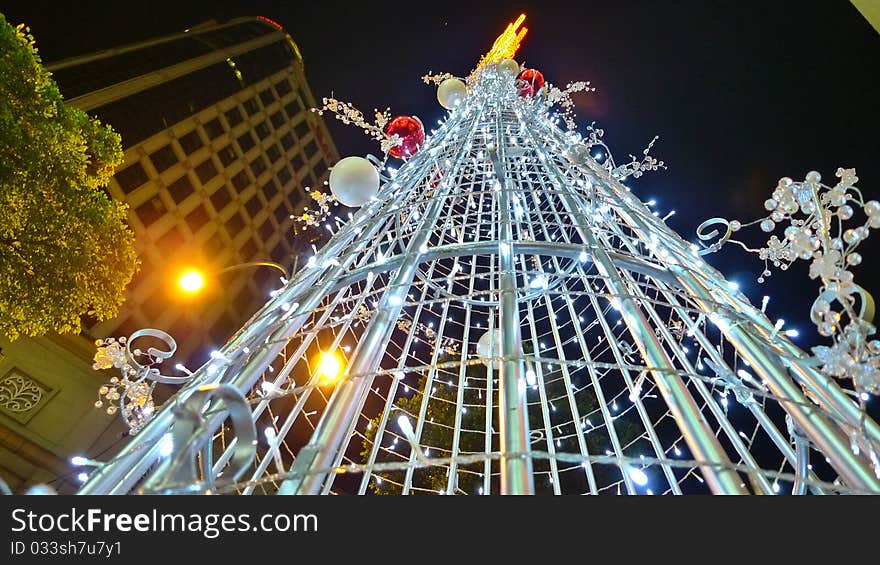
[139,293,168,324]
[203,118,224,139]
[240,237,258,259]
[167,173,195,204]
[280,132,295,151]
[231,170,249,192]
[266,144,282,164]
[210,186,232,213]
[270,241,288,263]
[304,139,318,159]
[243,98,260,116]
[195,158,218,184]
[136,195,167,228]
[290,153,304,172]
[270,111,284,130]
[313,159,328,179]
[273,204,288,225]
[225,107,244,128]
[261,178,279,200]
[294,120,310,139]
[277,166,292,186]
[178,130,204,155]
[202,229,226,256]
[115,161,149,193]
[259,89,275,107]
[225,211,246,235]
[259,218,274,242]
[249,156,267,178]
[255,121,271,140]
[284,101,299,121]
[237,131,256,153]
[217,144,237,167]
[156,225,185,250]
[275,78,292,97]
[185,204,210,233]
[149,146,178,174]
[245,194,262,219]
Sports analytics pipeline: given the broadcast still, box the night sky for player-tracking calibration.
[4,1,879,403]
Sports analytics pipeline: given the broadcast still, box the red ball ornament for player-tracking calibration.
[384,115,425,159]
[517,68,545,98]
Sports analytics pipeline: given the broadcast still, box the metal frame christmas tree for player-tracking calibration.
[80,15,880,495]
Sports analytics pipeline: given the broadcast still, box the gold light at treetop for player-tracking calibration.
[476,13,527,69]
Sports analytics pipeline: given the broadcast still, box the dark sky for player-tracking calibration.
[4,1,879,383]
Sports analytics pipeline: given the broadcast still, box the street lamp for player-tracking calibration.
[315,351,344,386]
[175,261,288,297]
[178,270,206,294]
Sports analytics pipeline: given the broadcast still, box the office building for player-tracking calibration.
[0,15,339,492]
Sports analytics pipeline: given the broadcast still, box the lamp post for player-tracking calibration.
[177,261,288,296]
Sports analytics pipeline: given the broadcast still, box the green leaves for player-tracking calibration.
[0,12,138,340]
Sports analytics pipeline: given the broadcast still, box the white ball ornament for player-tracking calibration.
[329,156,380,207]
[497,58,520,78]
[437,78,468,110]
[476,328,502,368]
[565,144,589,164]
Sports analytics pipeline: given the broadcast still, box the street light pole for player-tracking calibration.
[214,261,288,278]
[177,261,290,296]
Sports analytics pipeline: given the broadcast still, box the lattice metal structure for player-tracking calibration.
[79,29,880,496]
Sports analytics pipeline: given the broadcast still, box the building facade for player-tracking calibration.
[0,16,339,492]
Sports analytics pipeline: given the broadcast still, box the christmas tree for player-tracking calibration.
[81,15,880,495]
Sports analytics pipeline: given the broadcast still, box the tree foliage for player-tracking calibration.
[0,13,138,340]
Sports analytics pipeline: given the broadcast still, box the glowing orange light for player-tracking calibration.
[316,351,344,385]
[178,269,205,294]
[476,13,528,69]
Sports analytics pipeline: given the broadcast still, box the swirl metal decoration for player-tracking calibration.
[139,384,257,494]
[695,218,733,256]
[92,328,192,433]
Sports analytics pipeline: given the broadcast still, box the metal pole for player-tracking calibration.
[278,112,478,494]
[671,266,880,492]
[524,120,747,494]
[277,200,446,494]
[215,261,288,277]
[490,136,534,494]
[79,145,419,494]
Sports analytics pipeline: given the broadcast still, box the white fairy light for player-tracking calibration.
[158,433,174,458]
[628,467,649,486]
